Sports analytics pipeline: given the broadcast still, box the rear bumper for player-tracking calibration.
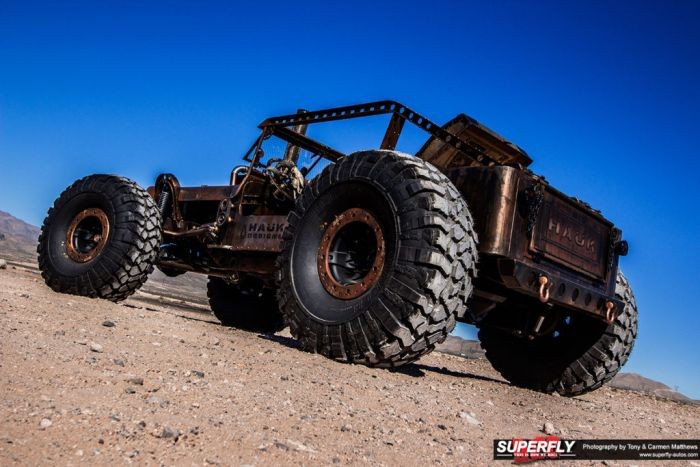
[497,258,623,323]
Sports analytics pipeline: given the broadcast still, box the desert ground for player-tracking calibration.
[1,263,699,466]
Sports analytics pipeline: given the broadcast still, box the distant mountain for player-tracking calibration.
[609,372,697,404]
[0,210,41,261]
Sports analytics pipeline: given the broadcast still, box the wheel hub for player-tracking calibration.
[65,208,110,263]
[317,208,385,300]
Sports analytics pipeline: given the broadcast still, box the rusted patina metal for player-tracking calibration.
[447,164,622,323]
[380,113,406,150]
[258,100,531,167]
[416,113,532,169]
[317,208,385,300]
[65,208,110,263]
[178,186,235,202]
[228,215,288,252]
[531,191,611,280]
[282,110,308,164]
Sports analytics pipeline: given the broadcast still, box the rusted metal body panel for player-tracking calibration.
[447,165,622,322]
[417,114,532,169]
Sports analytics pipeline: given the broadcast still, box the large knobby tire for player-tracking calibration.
[207,277,285,332]
[478,271,638,396]
[38,174,161,302]
[278,150,478,367]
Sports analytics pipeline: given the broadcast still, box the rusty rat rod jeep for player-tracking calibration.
[38,100,637,396]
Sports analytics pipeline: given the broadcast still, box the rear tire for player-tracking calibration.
[278,150,478,367]
[478,271,638,396]
[207,277,285,332]
[38,174,161,302]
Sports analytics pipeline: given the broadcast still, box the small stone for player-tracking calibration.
[19,293,30,298]
[125,376,144,385]
[0,259,7,269]
[191,370,205,378]
[542,421,556,435]
[124,386,136,394]
[113,358,125,366]
[459,412,480,426]
[89,342,103,353]
[126,450,138,458]
[285,439,317,453]
[39,418,52,429]
[102,320,115,328]
[154,426,180,440]
[340,424,352,432]
[147,396,169,407]
[189,426,200,435]
[134,420,146,429]
[273,440,290,451]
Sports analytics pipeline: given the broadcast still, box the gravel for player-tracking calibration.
[1,265,698,465]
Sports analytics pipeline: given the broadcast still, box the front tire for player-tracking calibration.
[478,271,638,396]
[278,150,478,367]
[38,174,161,302]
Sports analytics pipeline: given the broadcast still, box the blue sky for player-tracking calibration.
[1,1,698,397]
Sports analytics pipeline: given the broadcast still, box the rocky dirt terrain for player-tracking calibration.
[1,264,699,466]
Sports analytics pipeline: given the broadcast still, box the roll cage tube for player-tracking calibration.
[245,100,530,167]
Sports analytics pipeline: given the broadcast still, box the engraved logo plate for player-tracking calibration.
[532,193,609,279]
[229,215,288,252]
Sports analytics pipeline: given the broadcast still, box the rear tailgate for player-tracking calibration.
[530,189,612,281]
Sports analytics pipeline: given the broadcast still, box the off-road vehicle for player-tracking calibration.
[38,101,637,396]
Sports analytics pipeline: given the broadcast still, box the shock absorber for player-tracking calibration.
[157,186,171,218]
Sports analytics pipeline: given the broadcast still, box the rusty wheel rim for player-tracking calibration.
[65,208,110,263]
[317,207,385,300]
